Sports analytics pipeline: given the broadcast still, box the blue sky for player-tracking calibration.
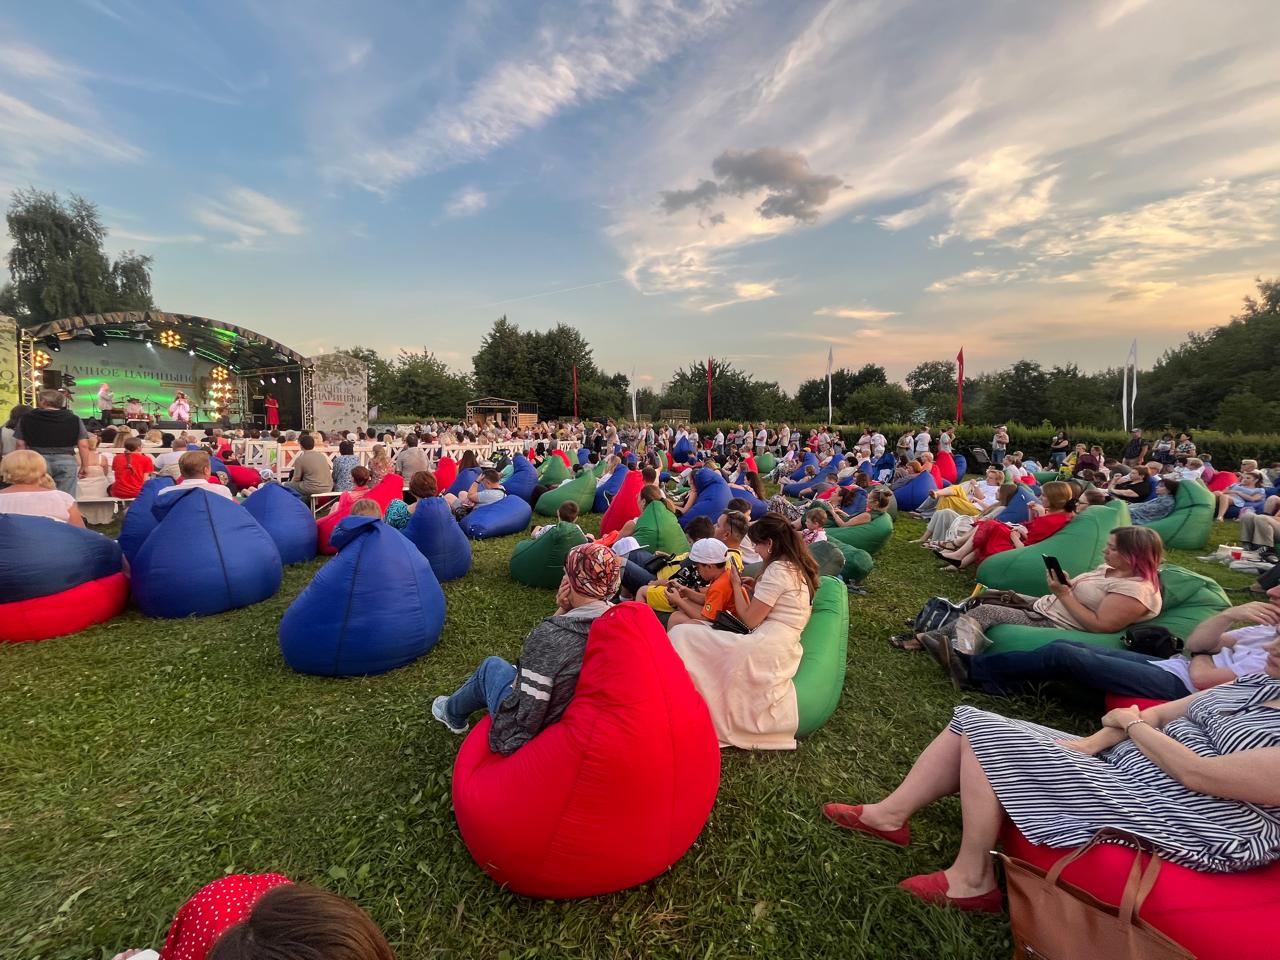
[2,0,1277,390]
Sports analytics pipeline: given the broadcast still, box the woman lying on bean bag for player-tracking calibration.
[937,480,1074,571]
[820,645,1280,914]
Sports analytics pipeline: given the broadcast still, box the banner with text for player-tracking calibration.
[0,316,18,413]
[310,353,368,435]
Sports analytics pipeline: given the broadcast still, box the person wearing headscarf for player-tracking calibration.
[431,542,623,754]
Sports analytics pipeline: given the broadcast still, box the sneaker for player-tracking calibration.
[431,696,469,735]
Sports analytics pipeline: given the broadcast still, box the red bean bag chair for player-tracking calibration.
[935,450,958,484]
[599,469,646,536]
[316,474,403,555]
[435,457,458,492]
[929,463,944,488]
[1207,471,1238,493]
[552,449,572,469]
[1001,823,1280,960]
[1103,693,1169,713]
[452,602,721,899]
[225,463,265,490]
[0,515,129,643]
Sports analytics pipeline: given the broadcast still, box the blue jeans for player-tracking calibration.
[1051,452,1067,467]
[970,639,1190,699]
[443,656,517,728]
[623,550,658,595]
[43,453,79,495]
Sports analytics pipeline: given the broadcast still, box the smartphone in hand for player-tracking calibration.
[1043,555,1069,585]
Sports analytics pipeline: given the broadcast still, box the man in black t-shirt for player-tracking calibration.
[1122,429,1150,466]
[14,390,91,495]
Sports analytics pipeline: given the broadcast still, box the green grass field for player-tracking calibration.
[0,506,1252,960]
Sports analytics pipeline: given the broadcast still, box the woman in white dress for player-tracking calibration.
[75,433,114,525]
[0,450,85,526]
[668,513,820,750]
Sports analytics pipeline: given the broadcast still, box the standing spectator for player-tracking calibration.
[14,390,91,495]
[96,382,114,421]
[936,426,953,455]
[913,426,932,458]
[1,403,32,457]
[1121,428,1150,467]
[990,424,1009,464]
[1050,429,1070,467]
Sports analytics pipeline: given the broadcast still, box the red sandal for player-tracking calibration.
[821,803,911,847]
[898,870,1003,914]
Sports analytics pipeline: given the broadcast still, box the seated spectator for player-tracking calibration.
[393,433,431,477]
[1106,464,1151,502]
[0,450,85,526]
[1072,444,1102,477]
[532,500,589,540]
[939,480,1073,570]
[663,538,736,628]
[1177,457,1205,482]
[444,468,506,518]
[798,472,838,499]
[821,657,1280,913]
[829,486,894,530]
[367,443,395,485]
[618,484,676,539]
[957,587,1280,697]
[1129,476,1179,526]
[923,467,1005,518]
[153,438,189,478]
[347,497,383,518]
[801,508,828,544]
[1238,511,1280,562]
[328,466,371,514]
[110,436,155,499]
[157,451,235,501]
[284,434,334,497]
[430,542,621,748]
[330,440,360,492]
[384,471,437,529]
[1215,470,1267,522]
[915,527,1163,657]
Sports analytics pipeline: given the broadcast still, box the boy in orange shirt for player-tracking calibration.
[666,538,738,628]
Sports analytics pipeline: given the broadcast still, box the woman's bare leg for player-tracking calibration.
[859,727,962,831]
[941,735,1002,897]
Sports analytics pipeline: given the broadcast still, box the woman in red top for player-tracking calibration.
[109,437,154,499]
[941,480,1074,571]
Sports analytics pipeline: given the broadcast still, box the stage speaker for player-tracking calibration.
[42,370,61,389]
[156,420,186,430]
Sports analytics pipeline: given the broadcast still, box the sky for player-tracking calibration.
[2,0,1278,391]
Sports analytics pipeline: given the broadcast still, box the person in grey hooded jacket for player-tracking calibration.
[431,541,623,755]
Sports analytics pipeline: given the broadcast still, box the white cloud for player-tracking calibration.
[0,91,143,166]
[192,186,304,248]
[815,306,899,321]
[699,280,779,312]
[444,187,488,218]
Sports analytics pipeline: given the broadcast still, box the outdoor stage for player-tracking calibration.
[6,311,366,433]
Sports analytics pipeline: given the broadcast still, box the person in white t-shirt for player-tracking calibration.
[755,425,768,452]
[156,451,236,500]
[778,425,791,450]
[913,428,932,457]
[0,450,85,525]
[870,431,887,458]
[152,439,189,478]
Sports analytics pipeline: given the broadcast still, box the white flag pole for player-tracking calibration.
[630,365,638,422]
[1128,339,1138,428]
[1121,362,1129,431]
[826,346,834,424]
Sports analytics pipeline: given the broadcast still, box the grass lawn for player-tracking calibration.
[0,502,1253,960]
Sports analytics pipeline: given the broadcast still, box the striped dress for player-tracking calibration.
[952,675,1280,872]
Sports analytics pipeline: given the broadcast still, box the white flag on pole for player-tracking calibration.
[630,364,638,422]
[1127,338,1138,411]
[826,346,834,424]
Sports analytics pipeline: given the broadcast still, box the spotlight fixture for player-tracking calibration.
[211,367,230,381]
[42,335,60,353]
[33,349,52,369]
[159,329,183,349]
[90,325,108,347]
[188,348,196,356]
[285,376,292,384]
[271,376,276,384]
[259,378,265,385]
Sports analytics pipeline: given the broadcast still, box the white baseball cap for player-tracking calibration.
[611,536,642,557]
[689,538,728,564]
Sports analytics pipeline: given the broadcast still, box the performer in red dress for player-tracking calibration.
[264,392,280,429]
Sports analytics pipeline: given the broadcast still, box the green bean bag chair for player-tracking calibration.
[756,452,777,474]
[985,564,1228,654]
[1142,479,1215,550]
[824,538,874,583]
[976,500,1130,597]
[534,471,598,517]
[538,457,572,486]
[826,511,893,555]
[808,540,846,579]
[1034,470,1061,484]
[509,522,589,589]
[592,458,610,478]
[631,501,687,555]
[794,577,850,738]
[499,464,514,482]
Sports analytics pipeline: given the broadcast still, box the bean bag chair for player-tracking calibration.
[446,466,483,497]
[819,537,874,583]
[577,447,592,465]
[317,474,404,555]
[279,516,445,676]
[592,458,610,478]
[631,500,687,555]
[538,456,572,486]
[535,471,598,517]
[977,499,1129,597]
[788,452,820,481]
[1034,470,1060,484]
[892,471,938,512]
[499,463,513,482]
[929,463,945,489]
[501,455,539,503]
[827,511,894,555]
[730,484,768,520]
[782,476,821,497]
[131,487,283,618]
[672,435,694,461]
[996,484,1039,525]
[872,452,897,483]
[552,449,572,468]
[1103,693,1168,713]
[953,454,967,479]
[679,469,732,529]
[1000,823,1280,960]
[241,483,317,565]
[225,463,265,490]
[1138,478,1215,550]
[821,488,867,526]
[452,602,720,898]
[118,476,176,562]
[460,495,533,540]
[935,450,958,484]
[0,516,129,643]
[986,563,1229,654]
[435,457,458,492]
[509,522,589,589]
[807,540,847,578]
[592,465,629,513]
[794,577,851,737]
[756,451,777,474]
[600,470,646,535]
[402,496,473,581]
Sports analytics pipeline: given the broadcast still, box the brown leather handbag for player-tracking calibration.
[999,830,1195,960]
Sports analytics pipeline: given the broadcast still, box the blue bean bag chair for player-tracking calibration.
[953,454,968,479]
[577,447,593,465]
[783,474,828,497]
[892,471,938,512]
[131,487,283,618]
[593,465,630,513]
[241,482,317,565]
[789,452,820,481]
[872,452,897,483]
[279,515,445,676]
[460,495,533,539]
[502,455,539,503]
[730,485,768,520]
[996,484,1039,525]
[117,476,176,562]
[447,466,483,497]
[1,516,129,643]
[679,468,732,529]
[402,496,473,581]
[673,435,694,461]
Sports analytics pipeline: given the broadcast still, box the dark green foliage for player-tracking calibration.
[338,346,472,420]
[796,365,887,419]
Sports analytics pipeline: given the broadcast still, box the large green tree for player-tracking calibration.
[2,189,154,325]
[795,364,886,419]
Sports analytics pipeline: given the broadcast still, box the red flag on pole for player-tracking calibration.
[706,357,713,421]
[955,348,965,424]
[572,365,579,419]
